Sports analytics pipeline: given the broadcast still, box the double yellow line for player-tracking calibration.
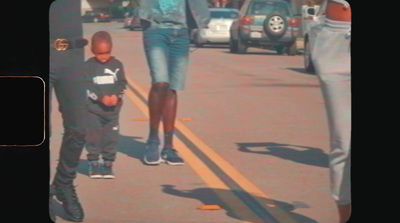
[124,76,298,223]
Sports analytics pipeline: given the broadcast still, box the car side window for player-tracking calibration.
[250,2,270,15]
[248,2,290,16]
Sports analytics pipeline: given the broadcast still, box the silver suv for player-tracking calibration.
[229,0,300,55]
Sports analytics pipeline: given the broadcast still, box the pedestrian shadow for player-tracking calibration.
[117,135,147,164]
[198,44,229,49]
[249,83,320,88]
[237,142,329,168]
[76,135,146,177]
[285,67,316,76]
[161,184,317,223]
[128,28,143,32]
[76,159,90,176]
[222,50,277,56]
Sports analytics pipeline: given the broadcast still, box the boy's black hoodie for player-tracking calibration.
[85,56,127,116]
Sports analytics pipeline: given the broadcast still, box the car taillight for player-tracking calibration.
[99,14,109,18]
[289,18,300,27]
[240,16,254,25]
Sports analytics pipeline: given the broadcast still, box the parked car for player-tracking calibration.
[128,17,141,31]
[123,8,141,30]
[229,0,300,55]
[123,9,135,28]
[191,8,239,47]
[301,4,321,72]
[82,11,111,23]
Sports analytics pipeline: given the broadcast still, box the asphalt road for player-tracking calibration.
[50,22,338,223]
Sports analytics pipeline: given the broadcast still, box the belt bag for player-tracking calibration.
[50,38,88,51]
[326,0,351,22]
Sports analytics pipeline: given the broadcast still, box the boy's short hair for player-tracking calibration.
[91,31,112,46]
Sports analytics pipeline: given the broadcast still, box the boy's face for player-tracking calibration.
[92,42,112,63]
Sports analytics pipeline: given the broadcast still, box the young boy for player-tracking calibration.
[85,31,127,179]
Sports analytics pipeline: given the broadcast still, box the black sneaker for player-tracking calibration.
[54,185,84,222]
[144,140,161,165]
[103,162,115,179]
[88,161,103,179]
[161,147,184,165]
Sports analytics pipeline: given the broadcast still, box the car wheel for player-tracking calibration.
[304,37,315,73]
[286,41,297,56]
[237,37,247,54]
[229,35,238,53]
[130,26,135,31]
[263,13,288,41]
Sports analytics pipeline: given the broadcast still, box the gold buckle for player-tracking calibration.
[54,39,69,51]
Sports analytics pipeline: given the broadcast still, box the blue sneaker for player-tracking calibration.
[103,161,115,179]
[88,161,103,179]
[144,140,161,165]
[161,147,184,165]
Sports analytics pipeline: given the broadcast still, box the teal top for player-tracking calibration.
[138,0,211,30]
[149,0,187,29]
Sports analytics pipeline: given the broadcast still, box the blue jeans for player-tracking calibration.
[143,28,190,90]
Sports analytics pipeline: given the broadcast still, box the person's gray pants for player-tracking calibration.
[311,17,351,205]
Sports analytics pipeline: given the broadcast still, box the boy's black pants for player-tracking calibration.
[85,109,120,162]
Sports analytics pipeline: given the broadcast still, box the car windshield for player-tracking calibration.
[210,11,239,19]
[249,1,289,16]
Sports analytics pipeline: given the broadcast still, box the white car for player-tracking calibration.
[191,8,239,47]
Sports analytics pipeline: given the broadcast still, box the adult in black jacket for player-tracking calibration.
[49,0,87,221]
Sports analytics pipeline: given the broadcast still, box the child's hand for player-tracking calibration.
[109,95,118,106]
[101,95,118,106]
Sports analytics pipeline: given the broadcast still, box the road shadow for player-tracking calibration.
[222,50,277,56]
[76,159,90,177]
[128,28,143,32]
[286,67,316,76]
[237,142,328,168]
[117,135,146,164]
[249,83,320,88]
[198,44,229,49]
[161,184,317,223]
[76,135,146,176]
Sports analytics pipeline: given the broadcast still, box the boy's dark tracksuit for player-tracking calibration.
[85,57,127,162]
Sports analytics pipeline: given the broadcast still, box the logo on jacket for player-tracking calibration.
[87,90,98,100]
[104,68,120,81]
